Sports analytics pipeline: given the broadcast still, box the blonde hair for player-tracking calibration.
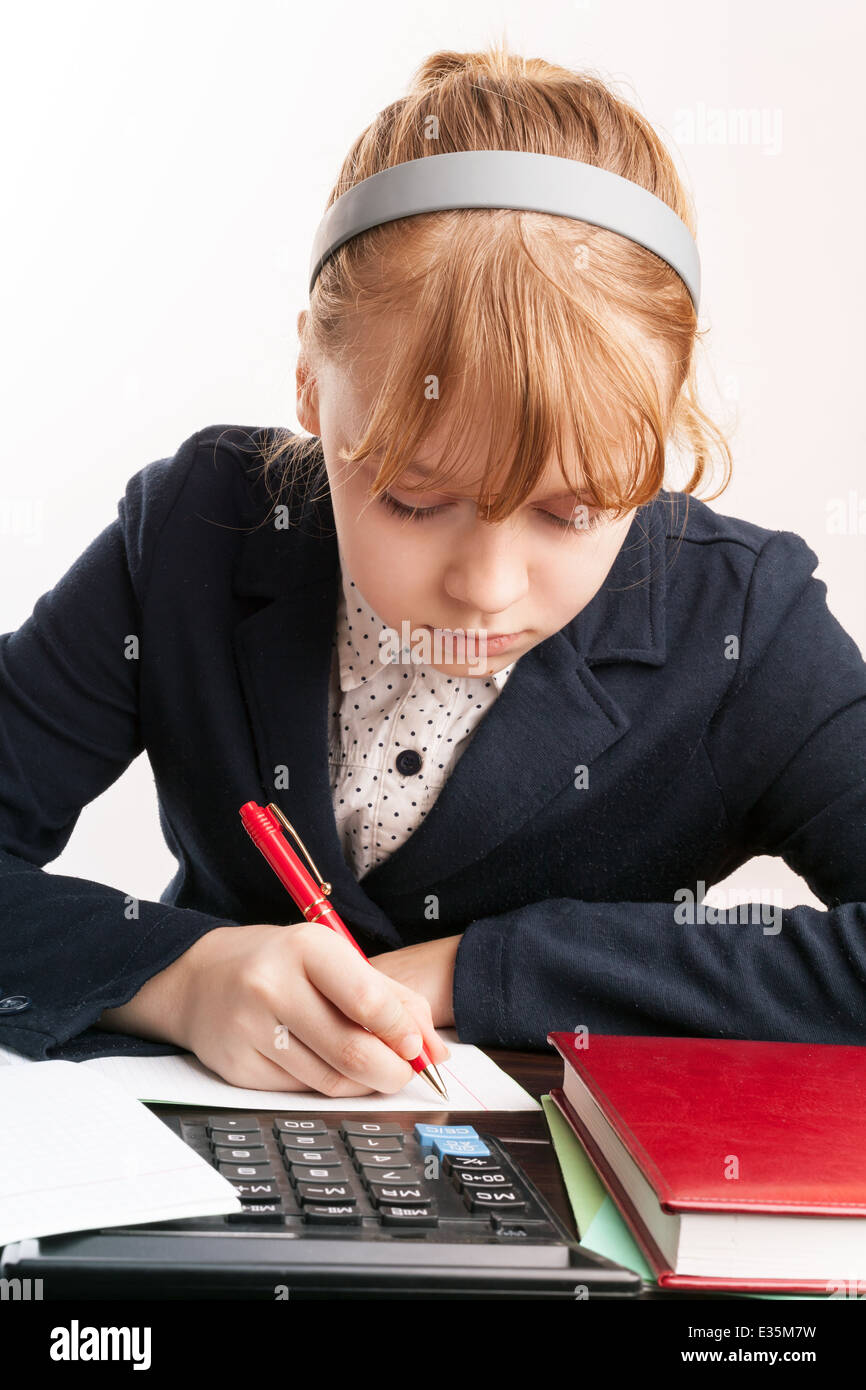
[261,41,733,523]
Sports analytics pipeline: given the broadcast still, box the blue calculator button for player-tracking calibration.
[414,1123,478,1148]
[431,1137,491,1159]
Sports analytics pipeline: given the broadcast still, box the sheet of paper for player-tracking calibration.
[0,1032,540,1110]
[0,1061,241,1247]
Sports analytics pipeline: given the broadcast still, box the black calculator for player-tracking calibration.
[0,1111,643,1300]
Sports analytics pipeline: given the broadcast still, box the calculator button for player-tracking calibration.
[414,1123,478,1148]
[432,1137,491,1160]
[226,1203,285,1225]
[273,1118,328,1135]
[359,1165,419,1186]
[289,1165,348,1184]
[466,1189,527,1212]
[340,1121,404,1137]
[345,1135,403,1153]
[208,1132,260,1148]
[302,1205,362,1225]
[218,1162,274,1181]
[354,1152,413,1172]
[281,1150,336,1168]
[228,1181,281,1201]
[456,1170,514,1190]
[207,1116,262,1134]
[280,1133,337,1152]
[378,1205,438,1227]
[296,1183,356,1204]
[442,1154,500,1174]
[213,1145,268,1163]
[367,1182,429,1207]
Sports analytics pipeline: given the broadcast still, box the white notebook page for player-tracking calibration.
[0,1030,540,1112]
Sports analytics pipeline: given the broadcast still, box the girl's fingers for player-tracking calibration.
[267,968,418,1093]
[200,1040,315,1093]
[255,1042,376,1096]
[263,1016,384,1095]
[268,990,447,1096]
[424,1028,452,1064]
[248,1053,313,1090]
[398,993,452,1064]
[301,934,437,1070]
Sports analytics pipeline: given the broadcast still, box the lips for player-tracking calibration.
[433,626,522,640]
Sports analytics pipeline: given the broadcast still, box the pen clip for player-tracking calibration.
[266,802,332,896]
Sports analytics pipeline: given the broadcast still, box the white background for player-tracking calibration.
[2,0,863,917]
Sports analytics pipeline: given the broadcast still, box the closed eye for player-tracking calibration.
[377,490,605,532]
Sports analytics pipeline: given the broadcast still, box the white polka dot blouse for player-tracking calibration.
[329,563,518,880]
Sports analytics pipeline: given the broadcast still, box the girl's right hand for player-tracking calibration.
[171,922,451,1096]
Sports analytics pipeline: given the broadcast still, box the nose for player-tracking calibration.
[443,515,530,622]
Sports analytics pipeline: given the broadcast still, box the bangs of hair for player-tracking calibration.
[326,210,673,523]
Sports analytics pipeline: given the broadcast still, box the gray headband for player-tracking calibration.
[308,149,700,312]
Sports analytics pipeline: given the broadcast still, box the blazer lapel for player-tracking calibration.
[230,436,669,929]
[230,456,399,941]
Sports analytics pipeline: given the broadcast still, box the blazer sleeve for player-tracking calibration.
[0,430,239,1062]
[452,530,866,1049]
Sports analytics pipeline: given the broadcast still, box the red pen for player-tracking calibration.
[238,800,448,1101]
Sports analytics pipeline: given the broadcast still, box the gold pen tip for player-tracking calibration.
[421,1063,449,1102]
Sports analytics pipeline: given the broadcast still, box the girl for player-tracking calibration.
[1,45,864,1095]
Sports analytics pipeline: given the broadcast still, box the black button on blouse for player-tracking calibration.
[395,748,423,776]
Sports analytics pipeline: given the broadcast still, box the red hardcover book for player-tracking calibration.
[547,1032,866,1293]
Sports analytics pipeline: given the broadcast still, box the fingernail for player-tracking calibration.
[399,1033,423,1059]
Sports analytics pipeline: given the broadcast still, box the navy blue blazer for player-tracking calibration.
[1,423,865,1063]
